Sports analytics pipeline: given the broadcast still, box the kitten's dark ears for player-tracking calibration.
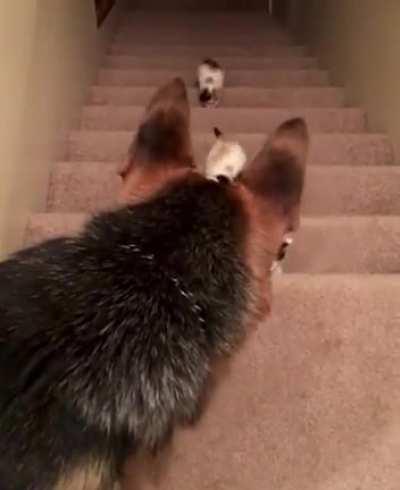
[240,118,309,231]
[118,78,193,179]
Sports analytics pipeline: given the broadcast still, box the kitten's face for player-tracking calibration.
[205,134,247,181]
[199,88,217,107]
[199,88,213,105]
[197,61,224,107]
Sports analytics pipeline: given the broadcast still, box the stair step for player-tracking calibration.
[26,213,88,245]
[69,131,393,166]
[25,214,400,274]
[104,55,318,70]
[98,68,327,87]
[116,18,290,39]
[109,44,308,57]
[121,11,281,22]
[47,162,400,216]
[90,86,344,108]
[114,36,293,46]
[81,106,365,132]
[120,274,399,489]
[114,31,293,43]
[288,216,400,273]
[114,38,293,47]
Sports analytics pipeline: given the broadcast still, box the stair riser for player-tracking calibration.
[114,33,293,43]
[81,106,365,133]
[287,218,400,273]
[98,68,328,87]
[47,164,400,216]
[90,86,344,108]
[104,55,318,70]
[121,12,282,22]
[116,21,289,35]
[109,45,308,57]
[25,215,400,274]
[26,214,88,246]
[69,132,393,166]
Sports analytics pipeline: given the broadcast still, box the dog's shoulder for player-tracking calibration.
[0,178,246,322]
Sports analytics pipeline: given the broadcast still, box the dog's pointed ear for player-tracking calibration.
[118,78,193,179]
[239,118,309,231]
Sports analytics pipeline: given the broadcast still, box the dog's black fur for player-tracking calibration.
[0,178,248,489]
[0,78,308,490]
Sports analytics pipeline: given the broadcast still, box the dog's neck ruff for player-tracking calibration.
[120,243,206,324]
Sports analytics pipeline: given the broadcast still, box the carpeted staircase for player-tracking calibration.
[25,10,400,490]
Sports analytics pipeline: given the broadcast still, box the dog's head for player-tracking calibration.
[118,78,308,321]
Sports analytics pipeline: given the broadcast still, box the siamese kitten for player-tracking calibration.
[205,127,247,181]
[197,59,225,107]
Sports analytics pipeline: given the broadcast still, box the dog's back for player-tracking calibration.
[0,78,308,490]
[0,178,248,489]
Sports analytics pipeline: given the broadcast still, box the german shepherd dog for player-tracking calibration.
[0,78,308,490]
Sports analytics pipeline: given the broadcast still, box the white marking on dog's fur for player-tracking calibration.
[205,129,247,181]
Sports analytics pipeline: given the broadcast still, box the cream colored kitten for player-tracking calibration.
[205,127,247,181]
[197,59,225,107]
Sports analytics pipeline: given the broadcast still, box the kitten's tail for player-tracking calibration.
[214,127,223,138]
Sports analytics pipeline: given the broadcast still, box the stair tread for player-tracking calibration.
[80,105,365,132]
[109,42,306,49]
[110,44,308,57]
[120,274,400,490]
[104,55,316,68]
[98,67,327,87]
[90,85,344,107]
[46,162,400,216]
[25,213,400,274]
[69,131,393,166]
[114,35,295,44]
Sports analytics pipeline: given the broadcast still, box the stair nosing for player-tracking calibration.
[68,129,389,137]
[81,105,363,112]
[29,212,400,221]
[54,160,400,172]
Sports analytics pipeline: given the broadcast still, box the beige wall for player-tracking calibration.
[284,0,400,160]
[0,0,126,258]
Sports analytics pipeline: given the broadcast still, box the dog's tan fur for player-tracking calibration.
[54,463,112,490]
